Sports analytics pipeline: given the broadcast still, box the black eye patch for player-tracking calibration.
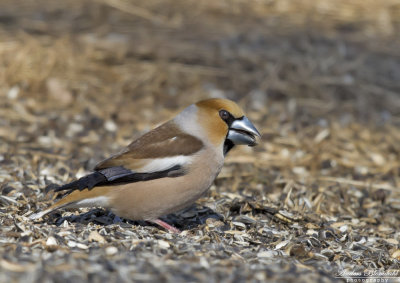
[219,110,236,126]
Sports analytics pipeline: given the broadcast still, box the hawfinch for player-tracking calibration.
[30,98,261,233]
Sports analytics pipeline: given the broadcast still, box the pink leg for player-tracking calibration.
[149,219,181,233]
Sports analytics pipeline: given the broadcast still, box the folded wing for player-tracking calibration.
[54,121,204,194]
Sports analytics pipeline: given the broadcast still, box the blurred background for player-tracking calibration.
[1,1,400,281]
[1,0,400,166]
[1,0,400,123]
[1,0,400,181]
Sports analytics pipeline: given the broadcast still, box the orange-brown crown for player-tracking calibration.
[196,98,245,118]
[195,98,246,146]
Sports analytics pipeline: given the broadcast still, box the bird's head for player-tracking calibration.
[195,98,261,154]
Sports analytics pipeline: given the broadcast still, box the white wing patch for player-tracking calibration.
[75,196,110,207]
[136,155,191,173]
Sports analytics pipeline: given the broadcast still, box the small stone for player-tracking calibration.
[105,120,117,132]
[386,239,399,245]
[157,240,170,249]
[232,221,246,229]
[7,86,19,99]
[76,243,89,250]
[105,246,118,256]
[289,244,309,258]
[392,250,400,259]
[45,236,58,252]
[274,240,289,250]
[46,78,73,106]
[88,231,106,244]
[257,250,278,258]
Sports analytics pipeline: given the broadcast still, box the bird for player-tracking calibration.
[30,98,261,233]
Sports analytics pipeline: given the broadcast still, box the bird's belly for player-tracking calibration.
[108,160,223,220]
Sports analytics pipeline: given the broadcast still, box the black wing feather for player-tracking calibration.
[53,165,184,193]
[99,166,135,181]
[54,171,107,192]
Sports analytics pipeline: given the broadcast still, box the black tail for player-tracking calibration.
[53,165,184,194]
[54,172,107,192]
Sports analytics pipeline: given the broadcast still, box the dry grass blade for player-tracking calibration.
[98,0,180,27]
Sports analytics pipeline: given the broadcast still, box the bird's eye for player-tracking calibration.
[219,110,230,121]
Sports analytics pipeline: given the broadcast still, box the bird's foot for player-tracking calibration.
[113,215,122,224]
[149,219,181,233]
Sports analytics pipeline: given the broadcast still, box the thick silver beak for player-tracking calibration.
[227,116,261,146]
